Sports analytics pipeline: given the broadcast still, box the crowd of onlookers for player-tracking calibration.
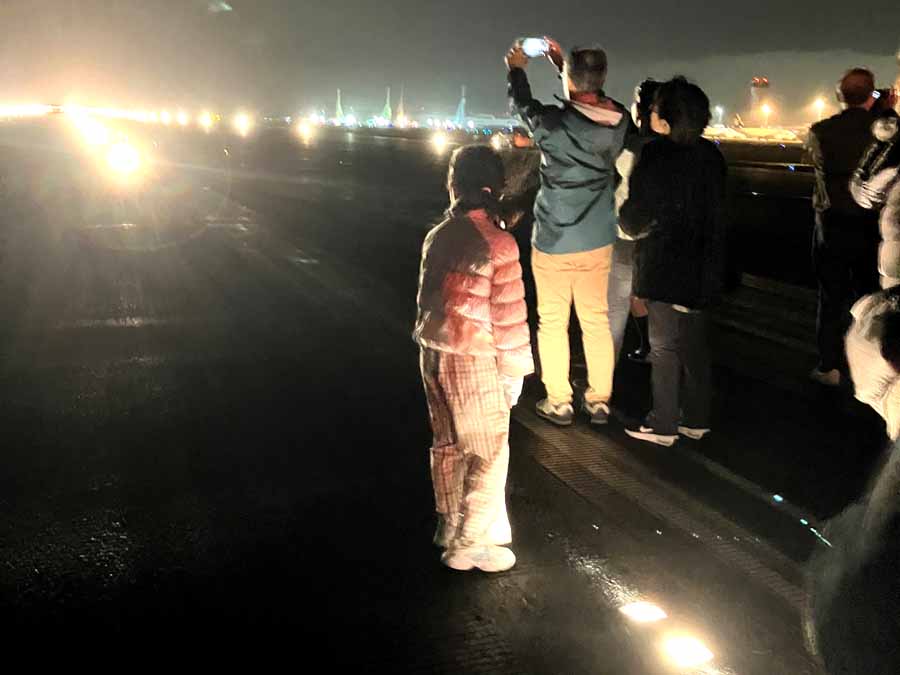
[412,37,900,673]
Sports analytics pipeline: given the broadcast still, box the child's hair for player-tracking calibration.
[567,48,608,95]
[447,145,506,220]
[634,79,661,134]
[654,76,711,145]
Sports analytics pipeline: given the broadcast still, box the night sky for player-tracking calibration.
[1,1,898,121]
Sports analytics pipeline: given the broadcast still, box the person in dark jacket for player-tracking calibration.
[619,77,727,446]
[806,68,880,387]
[506,38,631,428]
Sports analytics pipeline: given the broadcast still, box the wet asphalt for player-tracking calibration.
[0,120,884,670]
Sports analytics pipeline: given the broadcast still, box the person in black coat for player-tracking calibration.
[619,77,727,446]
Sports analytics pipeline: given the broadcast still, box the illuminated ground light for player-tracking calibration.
[431,131,449,152]
[619,601,668,624]
[160,110,172,125]
[662,635,714,668]
[176,110,190,126]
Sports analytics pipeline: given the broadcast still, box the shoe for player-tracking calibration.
[809,368,840,387]
[441,545,516,572]
[678,426,711,440]
[625,426,678,447]
[536,398,574,426]
[583,400,610,425]
[434,513,511,548]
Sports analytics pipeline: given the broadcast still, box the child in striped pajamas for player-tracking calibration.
[414,145,534,572]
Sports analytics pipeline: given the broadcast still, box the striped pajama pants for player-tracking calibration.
[420,348,512,549]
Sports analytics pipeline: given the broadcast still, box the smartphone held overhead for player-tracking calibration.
[520,37,549,58]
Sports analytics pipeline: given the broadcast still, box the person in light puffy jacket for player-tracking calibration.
[414,145,534,573]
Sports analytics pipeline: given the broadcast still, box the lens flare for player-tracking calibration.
[662,636,714,668]
[619,602,668,623]
[106,142,141,176]
[431,131,449,153]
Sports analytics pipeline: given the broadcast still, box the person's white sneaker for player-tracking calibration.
[625,426,678,447]
[535,398,575,426]
[678,426,711,440]
[441,545,517,572]
[434,513,511,548]
[809,368,841,387]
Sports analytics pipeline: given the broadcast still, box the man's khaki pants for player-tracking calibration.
[532,245,614,408]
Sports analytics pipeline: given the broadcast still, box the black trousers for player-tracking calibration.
[812,211,880,372]
[647,302,712,435]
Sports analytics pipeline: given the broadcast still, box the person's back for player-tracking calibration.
[529,99,630,253]
[507,44,630,255]
[626,137,727,309]
[810,107,877,216]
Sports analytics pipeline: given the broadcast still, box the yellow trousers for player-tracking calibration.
[532,245,614,407]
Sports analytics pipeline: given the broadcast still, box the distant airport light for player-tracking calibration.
[297,119,314,140]
[343,114,358,127]
[0,103,53,118]
[619,602,668,624]
[106,141,142,177]
[662,636,714,668]
[813,97,827,119]
[177,110,190,126]
[233,113,253,137]
[160,110,172,125]
[467,120,476,130]
[199,111,214,132]
[431,131,449,153]
[760,103,773,127]
[490,135,503,151]
[76,117,111,146]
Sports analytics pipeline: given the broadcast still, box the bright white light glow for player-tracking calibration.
[344,114,358,127]
[619,602,668,623]
[0,104,52,118]
[234,113,253,137]
[467,120,476,130]
[199,111,214,131]
[72,115,111,146]
[160,110,172,125]
[177,110,190,126]
[297,119,314,139]
[431,131,449,152]
[106,142,141,176]
[396,115,409,129]
[662,636,714,668]
[490,135,503,151]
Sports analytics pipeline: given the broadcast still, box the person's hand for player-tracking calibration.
[545,37,564,73]
[506,46,528,71]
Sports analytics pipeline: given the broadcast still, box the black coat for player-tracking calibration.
[619,137,727,309]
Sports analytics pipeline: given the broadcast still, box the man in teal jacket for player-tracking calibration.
[506,39,630,426]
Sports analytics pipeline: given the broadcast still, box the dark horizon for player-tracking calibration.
[1,1,898,121]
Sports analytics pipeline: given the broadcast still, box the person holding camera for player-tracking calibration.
[506,38,630,427]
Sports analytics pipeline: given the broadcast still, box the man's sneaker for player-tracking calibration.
[625,426,678,447]
[678,426,711,440]
[441,545,516,572]
[536,399,574,426]
[583,400,611,425]
[809,368,841,387]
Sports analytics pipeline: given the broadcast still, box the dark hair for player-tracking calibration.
[840,68,876,106]
[447,145,506,220]
[654,76,711,144]
[635,79,661,135]
[566,47,608,94]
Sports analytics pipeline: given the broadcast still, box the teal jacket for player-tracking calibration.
[509,68,631,254]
